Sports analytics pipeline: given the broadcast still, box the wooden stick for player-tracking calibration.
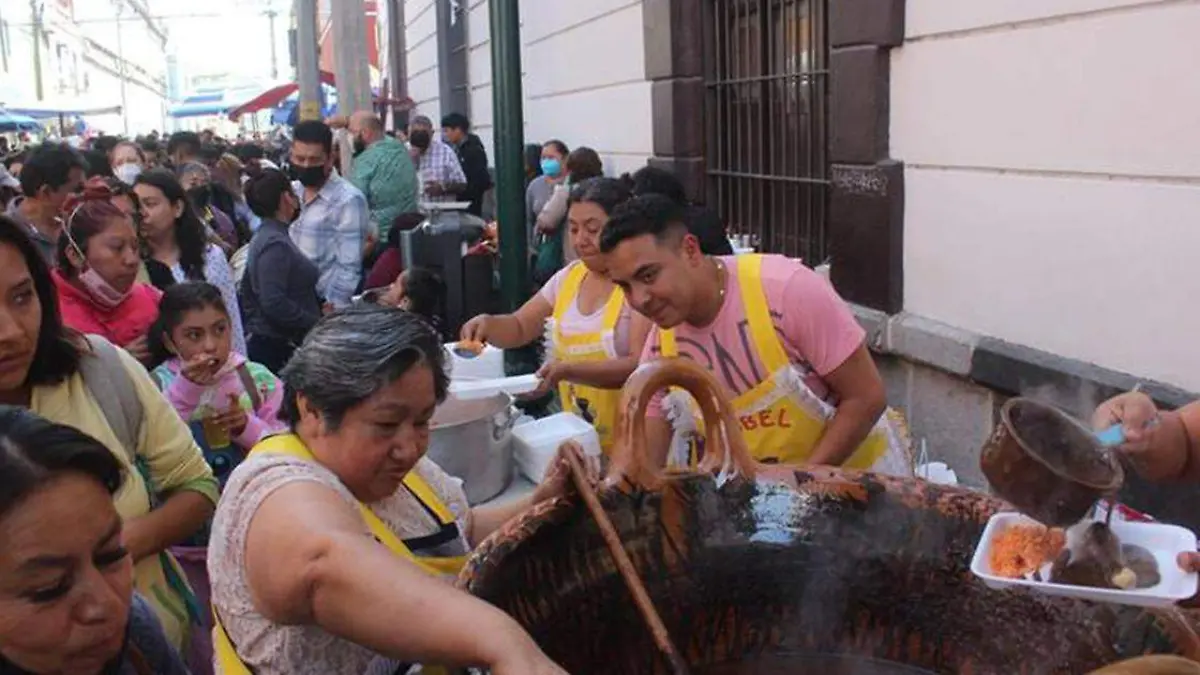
[565,451,691,675]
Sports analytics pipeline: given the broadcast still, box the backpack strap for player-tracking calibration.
[78,335,144,464]
[236,362,262,411]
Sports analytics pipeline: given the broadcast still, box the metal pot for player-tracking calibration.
[427,392,516,504]
[980,397,1124,527]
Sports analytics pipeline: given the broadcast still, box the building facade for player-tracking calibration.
[0,0,169,134]
[394,0,655,177]
[391,0,1199,522]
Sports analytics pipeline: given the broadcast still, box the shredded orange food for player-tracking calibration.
[455,340,485,356]
[989,523,1066,578]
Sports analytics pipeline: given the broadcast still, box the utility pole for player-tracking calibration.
[385,0,407,131]
[330,0,372,115]
[295,0,321,121]
[115,3,129,135]
[267,9,279,79]
[29,0,43,101]
[489,0,527,310]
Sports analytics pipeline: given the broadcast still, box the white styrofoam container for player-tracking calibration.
[970,512,1198,608]
[512,412,601,483]
[448,374,540,401]
[444,343,505,381]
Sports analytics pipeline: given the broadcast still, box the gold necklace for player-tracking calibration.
[713,257,727,301]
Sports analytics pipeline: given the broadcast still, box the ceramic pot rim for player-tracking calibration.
[1000,398,1124,492]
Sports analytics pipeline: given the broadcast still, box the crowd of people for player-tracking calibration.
[0,111,1197,675]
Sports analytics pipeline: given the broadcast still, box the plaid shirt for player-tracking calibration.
[290,174,369,307]
[415,139,467,203]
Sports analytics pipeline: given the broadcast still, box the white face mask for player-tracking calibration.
[114,163,142,186]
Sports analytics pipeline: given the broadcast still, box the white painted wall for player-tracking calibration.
[450,0,652,174]
[892,0,1200,391]
[406,0,442,123]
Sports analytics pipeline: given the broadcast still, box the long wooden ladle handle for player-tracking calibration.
[1087,655,1200,673]
[607,357,756,491]
[565,449,691,675]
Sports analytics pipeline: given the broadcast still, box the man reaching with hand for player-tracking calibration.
[1093,393,1200,574]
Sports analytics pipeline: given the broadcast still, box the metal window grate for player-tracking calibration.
[704,0,829,263]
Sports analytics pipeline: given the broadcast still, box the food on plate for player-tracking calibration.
[454,339,486,357]
[1048,521,1160,590]
[989,522,1066,579]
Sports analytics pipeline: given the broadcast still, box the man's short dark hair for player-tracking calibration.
[441,112,470,132]
[83,149,113,179]
[600,194,688,254]
[232,143,265,162]
[199,144,223,164]
[92,135,122,155]
[292,121,333,155]
[629,166,687,205]
[166,131,201,158]
[18,143,87,196]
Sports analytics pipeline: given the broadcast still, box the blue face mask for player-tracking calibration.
[540,158,563,178]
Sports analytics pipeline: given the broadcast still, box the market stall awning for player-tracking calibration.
[168,87,262,119]
[0,109,42,132]
[4,102,122,119]
[226,72,338,121]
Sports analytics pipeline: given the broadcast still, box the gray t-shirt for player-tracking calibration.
[525,175,557,250]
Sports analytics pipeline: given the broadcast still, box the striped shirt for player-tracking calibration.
[415,139,467,203]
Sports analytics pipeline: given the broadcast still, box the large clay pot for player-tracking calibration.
[460,358,1200,674]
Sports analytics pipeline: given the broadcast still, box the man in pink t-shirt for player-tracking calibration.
[599,194,890,470]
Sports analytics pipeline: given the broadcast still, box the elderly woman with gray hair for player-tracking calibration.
[207,305,577,674]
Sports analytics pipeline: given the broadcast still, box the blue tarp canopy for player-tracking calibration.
[6,103,122,119]
[168,88,259,119]
[0,109,42,132]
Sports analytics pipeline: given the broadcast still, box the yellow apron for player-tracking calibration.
[214,434,465,674]
[661,255,891,469]
[552,261,625,453]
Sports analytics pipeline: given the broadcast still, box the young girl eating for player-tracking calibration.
[149,281,286,491]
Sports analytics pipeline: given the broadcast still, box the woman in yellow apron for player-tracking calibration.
[660,255,912,475]
[207,307,580,674]
[460,178,652,454]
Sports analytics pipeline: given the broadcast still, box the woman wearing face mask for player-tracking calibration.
[110,141,145,186]
[538,147,604,268]
[52,184,162,366]
[238,169,322,373]
[525,140,569,285]
[178,162,239,253]
[134,169,247,357]
[0,407,189,675]
[0,214,217,655]
[526,140,567,256]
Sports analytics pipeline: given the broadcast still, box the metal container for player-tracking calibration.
[427,392,515,504]
[981,397,1124,527]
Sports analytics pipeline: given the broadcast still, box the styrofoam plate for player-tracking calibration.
[970,512,1198,607]
[448,374,540,401]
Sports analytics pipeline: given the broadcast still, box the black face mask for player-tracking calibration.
[290,164,327,188]
[353,135,367,156]
[187,185,211,209]
[409,130,431,151]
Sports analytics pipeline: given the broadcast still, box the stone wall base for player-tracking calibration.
[856,305,1199,532]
